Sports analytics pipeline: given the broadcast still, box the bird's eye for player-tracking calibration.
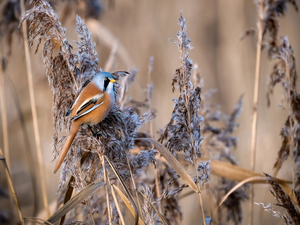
[104,77,108,81]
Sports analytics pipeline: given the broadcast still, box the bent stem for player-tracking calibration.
[249,8,263,225]
[20,0,50,217]
[5,74,39,215]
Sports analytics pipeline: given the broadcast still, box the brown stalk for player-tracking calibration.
[86,202,96,225]
[180,48,205,223]
[104,42,118,72]
[147,56,162,213]
[182,73,206,224]
[59,152,89,225]
[107,173,126,225]
[249,3,263,225]
[104,155,139,225]
[0,148,24,225]
[180,40,205,223]
[125,153,144,222]
[86,19,134,68]
[5,74,39,215]
[0,50,10,169]
[20,0,50,217]
[101,155,112,224]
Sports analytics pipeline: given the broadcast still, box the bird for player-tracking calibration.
[53,71,115,174]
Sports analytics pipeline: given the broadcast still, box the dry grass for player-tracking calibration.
[0,0,300,225]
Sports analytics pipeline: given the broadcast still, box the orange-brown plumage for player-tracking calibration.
[53,72,115,174]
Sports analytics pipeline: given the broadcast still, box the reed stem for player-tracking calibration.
[0,148,24,225]
[102,156,112,224]
[0,50,10,170]
[20,0,50,217]
[249,10,263,225]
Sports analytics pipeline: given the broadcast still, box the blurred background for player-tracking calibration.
[0,0,300,224]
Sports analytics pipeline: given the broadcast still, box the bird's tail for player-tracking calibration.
[53,122,80,174]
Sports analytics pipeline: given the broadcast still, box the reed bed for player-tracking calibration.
[0,0,299,224]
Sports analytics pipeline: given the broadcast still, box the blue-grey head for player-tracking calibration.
[93,72,115,96]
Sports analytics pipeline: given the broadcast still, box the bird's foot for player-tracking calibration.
[88,125,102,139]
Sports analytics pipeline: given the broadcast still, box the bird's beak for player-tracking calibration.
[110,79,116,83]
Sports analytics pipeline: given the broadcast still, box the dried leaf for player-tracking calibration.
[113,185,145,225]
[104,155,139,225]
[23,217,54,225]
[47,181,105,223]
[217,176,297,211]
[137,138,199,193]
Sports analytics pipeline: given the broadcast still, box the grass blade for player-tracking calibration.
[24,217,54,225]
[210,160,292,183]
[102,156,112,224]
[59,152,90,225]
[104,155,139,225]
[107,175,126,225]
[139,191,169,225]
[217,176,298,211]
[0,154,24,225]
[47,181,105,223]
[136,138,199,193]
[113,185,145,225]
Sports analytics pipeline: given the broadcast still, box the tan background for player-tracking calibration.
[1,0,300,224]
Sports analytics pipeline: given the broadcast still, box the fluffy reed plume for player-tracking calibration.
[266,37,297,107]
[0,0,57,59]
[274,90,299,174]
[242,1,299,223]
[202,90,247,224]
[141,186,162,225]
[157,11,208,223]
[214,178,248,225]
[159,12,203,165]
[255,202,293,223]
[256,0,300,196]
[157,12,247,224]
[192,67,247,223]
[22,0,158,223]
[259,0,298,58]
[263,174,300,224]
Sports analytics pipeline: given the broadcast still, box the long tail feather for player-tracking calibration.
[53,123,80,174]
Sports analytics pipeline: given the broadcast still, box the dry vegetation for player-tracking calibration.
[0,0,300,224]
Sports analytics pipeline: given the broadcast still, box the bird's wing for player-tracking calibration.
[71,93,104,121]
[66,94,81,116]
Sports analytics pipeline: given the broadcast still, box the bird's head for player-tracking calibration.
[93,71,116,94]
